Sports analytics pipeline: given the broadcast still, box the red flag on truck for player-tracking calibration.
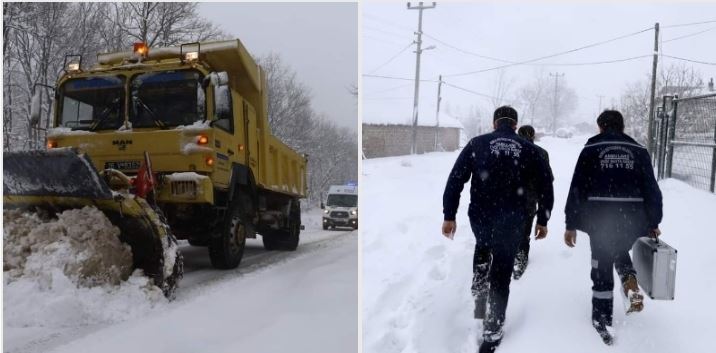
[134,151,155,199]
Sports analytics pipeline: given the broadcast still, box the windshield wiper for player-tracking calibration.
[132,94,166,129]
[89,97,121,131]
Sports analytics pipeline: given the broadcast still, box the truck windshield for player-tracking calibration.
[58,76,125,130]
[130,70,204,128]
[326,194,357,207]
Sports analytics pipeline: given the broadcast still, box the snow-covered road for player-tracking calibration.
[4,210,357,353]
[363,135,716,353]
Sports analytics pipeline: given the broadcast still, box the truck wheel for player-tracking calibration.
[323,224,328,230]
[162,250,184,299]
[209,195,248,269]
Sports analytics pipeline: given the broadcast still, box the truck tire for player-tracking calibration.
[262,200,300,251]
[208,194,249,269]
[162,250,184,299]
[323,223,328,230]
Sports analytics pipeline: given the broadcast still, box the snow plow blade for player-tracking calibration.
[3,148,183,297]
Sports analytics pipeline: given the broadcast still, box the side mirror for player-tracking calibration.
[30,90,41,126]
[320,202,325,209]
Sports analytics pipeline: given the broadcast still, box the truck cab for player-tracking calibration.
[41,40,308,270]
[322,185,358,230]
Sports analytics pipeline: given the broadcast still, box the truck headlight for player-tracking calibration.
[351,210,357,215]
[324,209,329,214]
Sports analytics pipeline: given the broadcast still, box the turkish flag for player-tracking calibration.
[134,151,155,199]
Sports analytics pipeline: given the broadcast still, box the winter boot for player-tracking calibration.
[478,338,502,353]
[512,250,528,280]
[592,320,615,345]
[622,274,644,314]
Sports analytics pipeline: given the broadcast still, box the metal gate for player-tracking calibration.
[655,93,716,192]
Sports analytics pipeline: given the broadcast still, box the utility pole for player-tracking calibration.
[597,94,605,114]
[550,72,564,133]
[646,22,660,157]
[408,1,436,154]
[434,74,443,151]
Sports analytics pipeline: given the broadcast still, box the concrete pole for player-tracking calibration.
[550,72,564,133]
[408,2,436,154]
[647,22,660,157]
[434,74,443,151]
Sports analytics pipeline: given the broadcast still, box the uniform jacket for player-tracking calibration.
[443,125,554,226]
[565,131,663,235]
[523,143,553,215]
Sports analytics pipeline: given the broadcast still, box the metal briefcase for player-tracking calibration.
[631,236,677,300]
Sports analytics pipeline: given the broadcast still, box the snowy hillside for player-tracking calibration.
[4,209,357,353]
[362,135,716,353]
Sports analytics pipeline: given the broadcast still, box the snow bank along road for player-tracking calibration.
[363,135,716,353]
[4,210,357,353]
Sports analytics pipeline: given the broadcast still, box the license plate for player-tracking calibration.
[104,160,141,170]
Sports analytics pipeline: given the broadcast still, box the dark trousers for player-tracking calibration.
[470,215,525,342]
[516,210,536,261]
[589,234,637,326]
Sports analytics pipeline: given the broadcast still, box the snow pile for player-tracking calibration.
[47,127,95,137]
[167,171,209,182]
[3,206,167,328]
[181,142,213,155]
[4,207,132,285]
[363,135,716,353]
[176,119,211,132]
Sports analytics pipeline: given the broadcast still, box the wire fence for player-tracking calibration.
[655,93,716,192]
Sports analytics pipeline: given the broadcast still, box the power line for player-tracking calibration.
[363,74,438,83]
[534,55,654,66]
[663,26,716,43]
[366,82,414,94]
[442,81,502,101]
[662,54,716,65]
[424,31,654,67]
[367,42,414,75]
[442,26,653,78]
[662,19,716,28]
[363,96,414,101]
[422,32,514,63]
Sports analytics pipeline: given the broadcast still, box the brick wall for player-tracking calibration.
[362,124,461,158]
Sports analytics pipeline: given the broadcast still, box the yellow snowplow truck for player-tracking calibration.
[3,40,308,294]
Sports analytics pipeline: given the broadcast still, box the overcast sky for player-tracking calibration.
[199,2,357,131]
[363,1,716,128]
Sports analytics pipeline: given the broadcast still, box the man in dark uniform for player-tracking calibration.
[564,110,663,345]
[513,125,553,280]
[442,106,554,353]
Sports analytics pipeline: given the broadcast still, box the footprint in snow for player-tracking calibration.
[424,244,446,259]
[428,264,447,281]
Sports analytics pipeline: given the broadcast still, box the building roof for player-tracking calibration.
[363,111,464,129]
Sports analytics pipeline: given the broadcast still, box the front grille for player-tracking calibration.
[330,211,349,218]
[171,180,197,199]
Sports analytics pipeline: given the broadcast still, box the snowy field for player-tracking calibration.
[363,135,716,353]
[3,209,357,353]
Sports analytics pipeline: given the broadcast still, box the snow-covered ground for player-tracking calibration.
[363,135,716,353]
[3,209,357,353]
